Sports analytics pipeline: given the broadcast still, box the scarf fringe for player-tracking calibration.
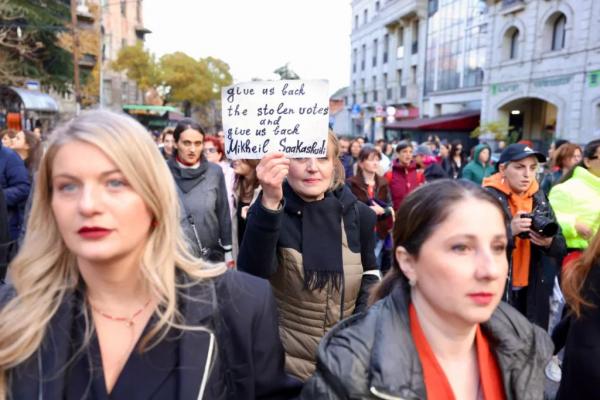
[303,271,344,292]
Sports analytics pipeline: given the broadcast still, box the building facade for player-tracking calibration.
[100,0,150,110]
[422,0,489,116]
[350,0,428,140]
[482,0,600,146]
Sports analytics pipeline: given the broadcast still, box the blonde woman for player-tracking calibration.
[0,110,300,399]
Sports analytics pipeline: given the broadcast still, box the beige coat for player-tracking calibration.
[270,228,363,381]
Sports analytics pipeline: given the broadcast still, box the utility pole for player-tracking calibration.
[70,0,81,113]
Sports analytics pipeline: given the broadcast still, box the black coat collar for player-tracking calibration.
[10,278,220,400]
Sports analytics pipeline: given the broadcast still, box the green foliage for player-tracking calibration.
[274,63,300,80]
[471,121,516,142]
[114,46,233,107]
[0,0,73,92]
[112,42,160,91]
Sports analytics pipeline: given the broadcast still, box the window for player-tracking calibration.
[361,44,366,71]
[397,69,403,97]
[120,0,126,16]
[552,14,566,51]
[354,15,359,29]
[509,29,519,59]
[411,22,419,54]
[352,48,357,73]
[383,34,389,63]
[363,9,368,25]
[375,1,380,12]
[372,76,377,102]
[102,79,112,104]
[397,27,404,58]
[121,81,129,102]
[372,39,378,67]
[411,66,417,84]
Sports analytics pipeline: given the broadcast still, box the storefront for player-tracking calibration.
[0,86,59,133]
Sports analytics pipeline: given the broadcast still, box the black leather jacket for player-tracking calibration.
[301,283,553,400]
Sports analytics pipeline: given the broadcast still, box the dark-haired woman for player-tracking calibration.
[9,130,42,178]
[442,140,466,179]
[347,146,393,272]
[389,141,422,209]
[158,128,175,160]
[231,159,260,259]
[238,132,378,381]
[301,180,553,399]
[167,119,232,265]
[555,229,600,399]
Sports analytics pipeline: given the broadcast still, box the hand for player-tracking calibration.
[529,231,553,248]
[370,203,385,216]
[511,211,532,237]
[256,153,290,210]
[575,221,593,240]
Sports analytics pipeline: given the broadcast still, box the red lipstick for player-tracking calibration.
[78,226,112,239]
[468,292,494,306]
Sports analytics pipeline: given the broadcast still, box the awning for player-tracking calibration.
[123,104,181,116]
[4,86,59,112]
[385,110,480,131]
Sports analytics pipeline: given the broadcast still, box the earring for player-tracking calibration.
[409,278,416,287]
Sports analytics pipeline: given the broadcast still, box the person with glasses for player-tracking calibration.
[237,132,378,381]
[168,120,233,266]
[203,135,235,226]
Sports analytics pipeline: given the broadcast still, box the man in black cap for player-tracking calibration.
[482,143,566,332]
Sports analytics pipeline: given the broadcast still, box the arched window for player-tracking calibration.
[552,14,566,51]
[509,29,519,59]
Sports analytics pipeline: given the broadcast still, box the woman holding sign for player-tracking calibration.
[237,132,379,381]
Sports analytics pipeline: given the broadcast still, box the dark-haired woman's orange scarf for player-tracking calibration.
[409,304,506,400]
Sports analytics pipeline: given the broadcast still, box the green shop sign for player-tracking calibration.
[589,70,600,88]
[533,74,573,88]
[491,83,520,96]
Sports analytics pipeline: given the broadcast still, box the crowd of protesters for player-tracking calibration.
[0,110,598,399]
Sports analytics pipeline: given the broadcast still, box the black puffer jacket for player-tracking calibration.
[301,283,553,400]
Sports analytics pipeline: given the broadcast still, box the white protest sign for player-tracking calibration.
[221,80,329,159]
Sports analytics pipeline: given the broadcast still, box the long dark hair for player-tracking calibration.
[369,179,508,305]
[559,139,600,183]
[448,140,465,162]
[234,159,260,202]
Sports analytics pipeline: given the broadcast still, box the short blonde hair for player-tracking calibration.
[0,110,224,398]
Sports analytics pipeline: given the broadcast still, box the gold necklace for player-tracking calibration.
[90,299,151,327]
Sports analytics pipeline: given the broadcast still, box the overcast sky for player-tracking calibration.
[143,0,351,95]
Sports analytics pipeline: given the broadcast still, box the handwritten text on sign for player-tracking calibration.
[221,80,329,159]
